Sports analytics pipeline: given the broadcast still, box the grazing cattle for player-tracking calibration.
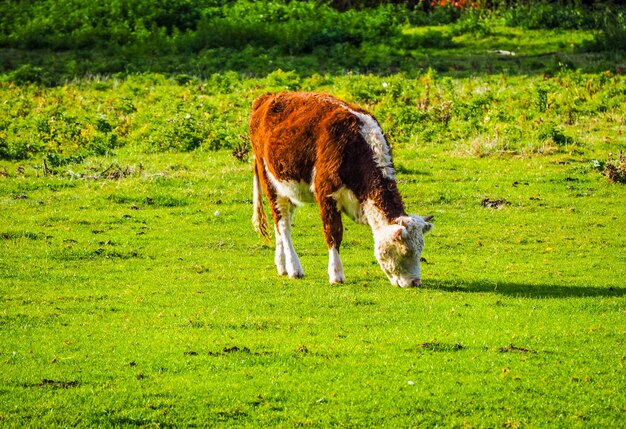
[250,92,433,287]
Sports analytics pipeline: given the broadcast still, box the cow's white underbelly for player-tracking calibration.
[265,168,316,206]
[265,167,368,224]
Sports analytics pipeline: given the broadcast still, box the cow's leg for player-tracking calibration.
[257,163,295,277]
[275,197,304,278]
[320,196,345,284]
[274,224,287,275]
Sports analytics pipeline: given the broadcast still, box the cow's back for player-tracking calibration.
[250,92,361,183]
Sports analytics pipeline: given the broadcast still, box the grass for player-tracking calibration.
[1,148,625,427]
[1,4,626,426]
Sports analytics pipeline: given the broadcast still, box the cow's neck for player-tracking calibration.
[361,183,405,233]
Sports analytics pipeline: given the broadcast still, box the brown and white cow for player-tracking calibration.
[250,92,433,287]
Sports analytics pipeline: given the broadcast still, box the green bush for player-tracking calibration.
[499,1,595,30]
[536,121,574,146]
[591,6,626,52]
[190,1,401,54]
[2,0,623,85]
[0,0,401,55]
[6,65,52,86]
[155,111,211,152]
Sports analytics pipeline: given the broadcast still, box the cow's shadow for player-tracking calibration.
[427,279,626,299]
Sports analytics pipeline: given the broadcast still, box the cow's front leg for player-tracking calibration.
[328,245,344,284]
[320,197,345,284]
[275,197,304,279]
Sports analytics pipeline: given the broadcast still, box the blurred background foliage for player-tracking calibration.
[1,0,624,84]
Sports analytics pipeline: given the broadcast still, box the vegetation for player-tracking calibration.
[1,0,625,84]
[1,67,625,161]
[1,0,625,427]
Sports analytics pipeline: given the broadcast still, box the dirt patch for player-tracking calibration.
[498,344,535,354]
[38,379,79,388]
[481,198,509,209]
[223,346,251,354]
[208,346,254,356]
[416,342,464,352]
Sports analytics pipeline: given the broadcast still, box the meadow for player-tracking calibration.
[1,1,626,427]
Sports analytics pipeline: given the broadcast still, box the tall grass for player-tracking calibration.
[1,69,624,161]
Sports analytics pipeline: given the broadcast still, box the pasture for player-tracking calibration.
[2,147,625,427]
[1,1,626,427]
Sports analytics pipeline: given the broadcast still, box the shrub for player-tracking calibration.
[536,121,574,146]
[144,112,208,153]
[6,65,52,86]
[451,9,492,37]
[500,1,595,30]
[591,6,626,52]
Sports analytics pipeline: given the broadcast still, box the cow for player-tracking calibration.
[249,92,433,287]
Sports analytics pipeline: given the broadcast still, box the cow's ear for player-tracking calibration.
[391,226,407,241]
[420,215,434,234]
[395,216,415,228]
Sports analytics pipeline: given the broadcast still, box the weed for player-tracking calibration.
[1,231,40,241]
[604,151,626,184]
[1,1,623,85]
[44,153,85,168]
[534,86,549,113]
[451,9,492,37]
[586,6,626,52]
[5,64,52,86]
[500,1,595,30]
[231,140,251,163]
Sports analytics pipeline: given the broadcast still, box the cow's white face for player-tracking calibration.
[374,215,433,287]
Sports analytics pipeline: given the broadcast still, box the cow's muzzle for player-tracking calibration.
[394,277,421,288]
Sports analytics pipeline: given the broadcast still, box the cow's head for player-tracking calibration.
[374,215,433,287]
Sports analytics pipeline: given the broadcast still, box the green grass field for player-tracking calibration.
[2,148,625,427]
[2,3,626,426]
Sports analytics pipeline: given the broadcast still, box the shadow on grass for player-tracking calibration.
[430,279,626,299]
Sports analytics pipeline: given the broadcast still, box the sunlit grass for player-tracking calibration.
[1,148,625,427]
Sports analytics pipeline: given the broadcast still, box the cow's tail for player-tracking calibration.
[252,158,270,241]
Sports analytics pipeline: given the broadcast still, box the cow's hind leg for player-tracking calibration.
[275,197,304,279]
[274,224,287,275]
[257,163,301,278]
[320,196,345,284]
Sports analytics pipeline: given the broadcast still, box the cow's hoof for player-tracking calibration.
[329,275,345,284]
[289,271,304,279]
